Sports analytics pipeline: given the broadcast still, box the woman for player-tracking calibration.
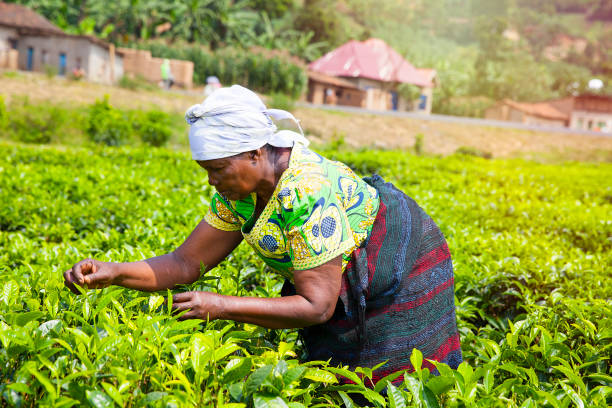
[64,85,462,384]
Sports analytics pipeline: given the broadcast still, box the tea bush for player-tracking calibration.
[7,99,67,144]
[0,143,610,407]
[86,97,132,146]
[132,110,173,147]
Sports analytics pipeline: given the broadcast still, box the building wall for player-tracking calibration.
[484,104,506,120]
[509,108,524,122]
[307,80,365,107]
[14,35,122,84]
[0,26,18,69]
[119,48,193,88]
[308,81,325,105]
[522,114,565,127]
[341,76,434,112]
[0,26,17,51]
[88,43,123,83]
[570,111,612,133]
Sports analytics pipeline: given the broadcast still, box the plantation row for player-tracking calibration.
[0,96,178,147]
[0,142,610,407]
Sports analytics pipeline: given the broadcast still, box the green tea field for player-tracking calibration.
[0,142,610,407]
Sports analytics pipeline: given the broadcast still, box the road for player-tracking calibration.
[296,102,611,138]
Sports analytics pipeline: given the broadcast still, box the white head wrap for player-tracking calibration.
[185,85,309,161]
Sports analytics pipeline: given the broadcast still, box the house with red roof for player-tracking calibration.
[307,38,436,113]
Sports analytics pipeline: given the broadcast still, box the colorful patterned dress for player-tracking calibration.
[204,145,380,278]
[205,145,462,383]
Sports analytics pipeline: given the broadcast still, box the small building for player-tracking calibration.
[0,2,123,84]
[484,99,568,127]
[485,95,612,133]
[308,38,435,113]
[553,94,612,133]
[306,70,366,107]
[118,48,194,89]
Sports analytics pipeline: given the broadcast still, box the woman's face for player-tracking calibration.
[197,153,261,201]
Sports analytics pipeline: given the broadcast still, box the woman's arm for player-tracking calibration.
[63,220,243,293]
[171,255,343,328]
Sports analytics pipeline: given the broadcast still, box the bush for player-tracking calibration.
[414,133,424,155]
[267,93,295,112]
[87,96,131,146]
[455,145,492,159]
[0,95,7,130]
[7,98,66,144]
[133,110,172,147]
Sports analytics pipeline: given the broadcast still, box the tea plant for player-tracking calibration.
[0,143,610,407]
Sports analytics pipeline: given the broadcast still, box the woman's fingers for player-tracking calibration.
[83,268,112,288]
[70,259,95,285]
[63,269,81,294]
[64,259,114,293]
[172,292,193,303]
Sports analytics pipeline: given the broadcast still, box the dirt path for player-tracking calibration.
[2,71,611,161]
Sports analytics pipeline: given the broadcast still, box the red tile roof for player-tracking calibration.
[0,2,64,35]
[308,38,431,87]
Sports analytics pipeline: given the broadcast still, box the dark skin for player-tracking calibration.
[63,146,342,329]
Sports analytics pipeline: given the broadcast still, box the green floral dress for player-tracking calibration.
[204,145,380,279]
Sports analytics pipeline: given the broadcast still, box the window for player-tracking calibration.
[42,50,48,65]
[9,39,18,49]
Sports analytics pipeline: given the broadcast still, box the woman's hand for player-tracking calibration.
[63,259,118,294]
[171,291,225,321]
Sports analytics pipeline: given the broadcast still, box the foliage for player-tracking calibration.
[86,96,132,146]
[135,42,307,98]
[5,97,67,144]
[43,64,58,79]
[293,0,356,48]
[6,0,609,107]
[433,96,495,118]
[118,74,157,91]
[1,142,611,406]
[267,93,295,112]
[0,97,185,147]
[0,95,8,130]
[454,146,492,159]
[132,110,173,147]
[397,83,421,110]
[414,133,424,155]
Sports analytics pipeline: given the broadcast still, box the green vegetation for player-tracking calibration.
[0,142,610,407]
[7,0,610,112]
[134,43,307,98]
[0,96,180,147]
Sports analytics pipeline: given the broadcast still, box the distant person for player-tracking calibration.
[203,76,222,98]
[64,85,462,386]
[161,59,174,89]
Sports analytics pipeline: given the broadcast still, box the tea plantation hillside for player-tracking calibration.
[0,142,610,407]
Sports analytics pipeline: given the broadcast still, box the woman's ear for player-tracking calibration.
[249,149,263,164]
